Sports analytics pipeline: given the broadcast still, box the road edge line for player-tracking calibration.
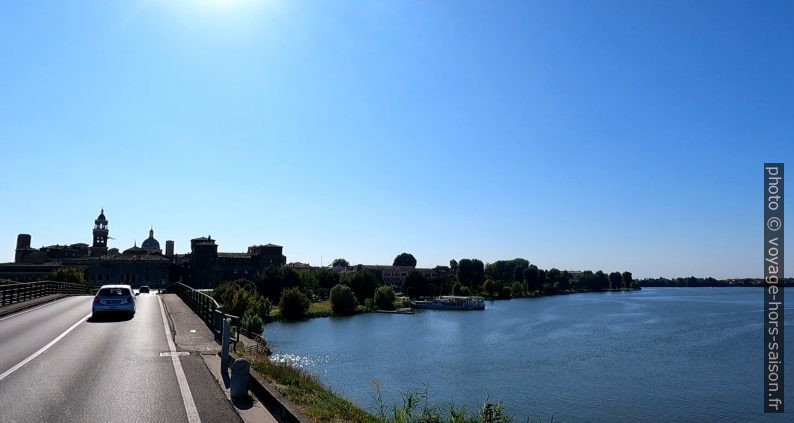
[158,295,201,423]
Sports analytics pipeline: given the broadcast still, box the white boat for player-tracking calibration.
[411,296,485,310]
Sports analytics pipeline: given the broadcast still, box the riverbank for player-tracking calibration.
[243,350,518,423]
[263,288,790,422]
[269,287,643,322]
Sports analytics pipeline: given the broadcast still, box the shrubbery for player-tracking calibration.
[330,284,357,315]
[240,310,265,334]
[47,267,87,285]
[213,280,272,322]
[279,287,310,321]
[373,286,396,310]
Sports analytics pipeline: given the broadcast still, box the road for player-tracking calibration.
[0,293,242,423]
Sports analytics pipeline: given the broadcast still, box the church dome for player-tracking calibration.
[142,228,161,253]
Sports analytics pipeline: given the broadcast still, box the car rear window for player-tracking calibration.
[98,288,131,297]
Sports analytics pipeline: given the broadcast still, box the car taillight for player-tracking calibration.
[94,296,100,303]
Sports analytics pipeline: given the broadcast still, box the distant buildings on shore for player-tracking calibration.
[0,209,286,288]
[0,209,454,289]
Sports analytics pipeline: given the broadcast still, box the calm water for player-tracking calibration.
[265,288,791,422]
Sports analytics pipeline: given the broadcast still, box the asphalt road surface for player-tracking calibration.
[0,294,241,423]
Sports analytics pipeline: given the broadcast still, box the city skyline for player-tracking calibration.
[1,1,793,278]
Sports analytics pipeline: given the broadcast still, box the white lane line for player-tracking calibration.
[0,312,91,382]
[0,297,74,322]
[158,296,201,423]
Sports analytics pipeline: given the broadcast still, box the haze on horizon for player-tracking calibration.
[0,1,792,279]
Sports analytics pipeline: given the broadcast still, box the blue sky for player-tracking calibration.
[0,1,791,278]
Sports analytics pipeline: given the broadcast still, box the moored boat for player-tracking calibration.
[411,296,485,310]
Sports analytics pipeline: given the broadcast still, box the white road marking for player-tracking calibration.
[160,352,190,357]
[0,297,73,322]
[0,312,91,382]
[158,296,201,423]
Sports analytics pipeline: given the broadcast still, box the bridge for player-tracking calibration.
[0,281,279,423]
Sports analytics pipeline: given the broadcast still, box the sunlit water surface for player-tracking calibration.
[265,288,791,422]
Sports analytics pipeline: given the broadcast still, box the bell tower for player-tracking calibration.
[91,208,109,257]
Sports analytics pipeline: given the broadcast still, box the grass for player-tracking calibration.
[248,354,378,423]
[270,300,372,320]
[309,300,333,317]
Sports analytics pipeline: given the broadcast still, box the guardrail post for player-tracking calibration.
[221,318,231,375]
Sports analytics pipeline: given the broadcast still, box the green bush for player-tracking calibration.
[47,267,87,285]
[373,286,396,310]
[279,287,310,321]
[330,284,357,315]
[214,280,272,321]
[241,310,265,334]
[499,286,512,299]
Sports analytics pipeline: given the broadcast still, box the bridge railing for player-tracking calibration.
[0,281,94,307]
[165,282,240,343]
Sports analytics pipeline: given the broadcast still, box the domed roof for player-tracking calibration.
[141,228,161,253]
[123,242,147,256]
[95,208,108,224]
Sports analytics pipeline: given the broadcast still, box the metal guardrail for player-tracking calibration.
[0,281,94,307]
[165,282,240,344]
[237,326,271,356]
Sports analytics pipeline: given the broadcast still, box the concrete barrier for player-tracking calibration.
[230,358,250,400]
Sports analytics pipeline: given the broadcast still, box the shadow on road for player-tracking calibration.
[87,313,134,323]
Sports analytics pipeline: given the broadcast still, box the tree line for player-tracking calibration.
[212,253,641,326]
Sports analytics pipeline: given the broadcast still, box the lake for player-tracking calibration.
[265,288,791,422]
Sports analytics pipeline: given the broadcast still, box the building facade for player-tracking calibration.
[0,209,286,289]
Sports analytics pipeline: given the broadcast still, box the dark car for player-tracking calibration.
[139,286,150,294]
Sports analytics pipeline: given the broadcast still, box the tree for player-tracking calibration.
[574,270,595,291]
[457,259,474,287]
[330,284,357,315]
[278,287,310,321]
[510,281,524,297]
[449,259,458,276]
[47,267,86,285]
[471,259,485,289]
[499,285,512,299]
[485,258,529,282]
[331,258,350,268]
[256,267,300,302]
[594,271,609,291]
[547,268,561,287]
[342,268,378,304]
[393,253,417,267]
[373,286,396,310]
[513,266,525,283]
[524,265,539,293]
[538,269,547,294]
[403,270,431,299]
[298,270,319,293]
[609,272,623,290]
[214,280,272,320]
[316,268,340,291]
[622,271,633,290]
[241,310,264,335]
[481,280,496,297]
[560,270,572,292]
